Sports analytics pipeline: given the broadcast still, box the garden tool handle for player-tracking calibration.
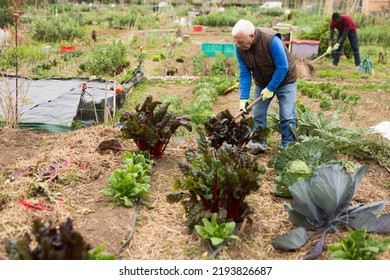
[311,52,329,64]
[233,95,263,121]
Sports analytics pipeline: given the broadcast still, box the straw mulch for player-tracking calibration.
[0,124,389,260]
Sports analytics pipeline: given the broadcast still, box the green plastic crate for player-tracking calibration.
[202,43,236,57]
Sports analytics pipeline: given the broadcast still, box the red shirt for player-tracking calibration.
[330,14,357,33]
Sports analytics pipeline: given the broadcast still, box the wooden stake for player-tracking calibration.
[113,77,116,128]
[104,82,108,126]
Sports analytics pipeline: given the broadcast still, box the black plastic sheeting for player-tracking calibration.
[0,65,143,132]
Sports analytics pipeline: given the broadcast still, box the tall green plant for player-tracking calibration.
[112,11,159,30]
[31,16,85,42]
[81,41,129,76]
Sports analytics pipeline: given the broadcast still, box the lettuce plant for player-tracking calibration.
[6,218,114,260]
[120,96,192,158]
[327,228,390,260]
[195,213,239,247]
[271,164,390,260]
[101,151,153,207]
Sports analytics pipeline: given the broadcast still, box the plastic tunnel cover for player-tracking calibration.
[0,78,137,132]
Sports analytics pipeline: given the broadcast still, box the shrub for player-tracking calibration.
[82,41,129,76]
[112,11,159,30]
[31,16,85,42]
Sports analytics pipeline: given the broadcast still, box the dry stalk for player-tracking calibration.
[0,73,31,128]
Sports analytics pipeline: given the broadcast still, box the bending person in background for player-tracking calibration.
[232,19,297,154]
[327,12,361,68]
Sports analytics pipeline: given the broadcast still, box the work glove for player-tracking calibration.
[239,99,249,113]
[260,88,274,101]
[332,43,340,51]
[326,46,332,54]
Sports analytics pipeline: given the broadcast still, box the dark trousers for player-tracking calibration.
[333,31,361,66]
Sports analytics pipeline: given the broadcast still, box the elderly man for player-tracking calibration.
[232,19,297,153]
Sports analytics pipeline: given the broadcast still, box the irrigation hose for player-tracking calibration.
[117,197,141,255]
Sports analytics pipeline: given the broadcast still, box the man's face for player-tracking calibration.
[333,18,341,24]
[233,31,255,50]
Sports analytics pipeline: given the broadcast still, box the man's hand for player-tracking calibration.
[326,46,332,54]
[260,88,274,101]
[332,43,340,51]
[239,99,249,113]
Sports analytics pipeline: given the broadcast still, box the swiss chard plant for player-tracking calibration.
[204,110,271,150]
[101,151,154,207]
[5,218,114,260]
[271,163,390,260]
[168,130,265,229]
[268,138,336,197]
[327,228,390,260]
[120,95,192,158]
[195,213,239,247]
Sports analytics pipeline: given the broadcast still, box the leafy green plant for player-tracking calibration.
[88,242,115,260]
[299,81,360,104]
[359,25,390,46]
[168,130,265,229]
[62,50,83,61]
[0,5,13,29]
[195,213,239,247]
[120,96,192,158]
[5,218,114,260]
[319,96,333,110]
[31,16,85,42]
[0,47,17,70]
[193,52,206,75]
[328,229,390,260]
[184,78,237,126]
[112,11,159,30]
[271,164,390,260]
[204,109,271,150]
[184,99,213,126]
[158,95,183,114]
[192,9,276,28]
[101,151,153,207]
[268,138,336,197]
[193,82,219,101]
[295,99,310,113]
[293,109,390,163]
[211,52,228,76]
[32,59,58,76]
[197,76,237,95]
[82,41,129,76]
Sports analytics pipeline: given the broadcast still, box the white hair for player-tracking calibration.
[232,19,255,36]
